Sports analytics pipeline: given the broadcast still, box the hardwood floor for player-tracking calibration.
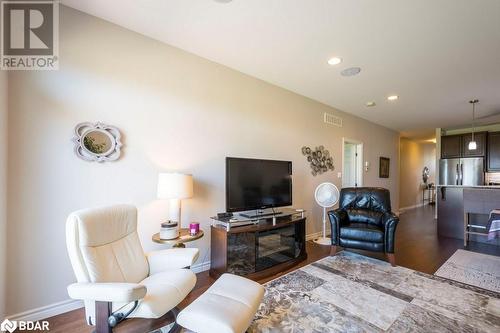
[41,205,500,333]
[352,204,500,274]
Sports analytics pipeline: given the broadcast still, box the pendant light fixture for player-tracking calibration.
[468,99,479,150]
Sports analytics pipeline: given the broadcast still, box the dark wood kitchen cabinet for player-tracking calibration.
[462,132,486,157]
[441,132,486,159]
[441,135,462,158]
[487,131,500,171]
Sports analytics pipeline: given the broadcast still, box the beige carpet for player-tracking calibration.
[435,249,500,293]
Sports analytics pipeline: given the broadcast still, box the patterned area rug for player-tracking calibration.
[152,251,500,333]
[248,251,500,333]
[435,249,500,293]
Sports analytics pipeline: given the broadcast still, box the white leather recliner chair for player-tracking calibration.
[66,204,199,333]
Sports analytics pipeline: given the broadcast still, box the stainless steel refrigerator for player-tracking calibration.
[439,158,484,186]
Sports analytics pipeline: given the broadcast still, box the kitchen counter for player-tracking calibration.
[436,184,500,188]
[437,186,500,246]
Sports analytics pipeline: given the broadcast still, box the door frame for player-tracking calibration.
[342,137,364,188]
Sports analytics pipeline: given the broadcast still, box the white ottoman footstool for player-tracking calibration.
[177,273,265,333]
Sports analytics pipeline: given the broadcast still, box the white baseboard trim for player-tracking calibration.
[306,231,330,241]
[6,299,83,322]
[8,229,338,323]
[399,203,424,213]
[9,232,327,322]
[7,261,212,322]
[191,260,211,273]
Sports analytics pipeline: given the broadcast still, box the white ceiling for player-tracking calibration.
[62,0,500,138]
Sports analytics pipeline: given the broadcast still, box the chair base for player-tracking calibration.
[386,253,396,267]
[93,304,182,333]
[168,307,182,333]
[95,301,112,333]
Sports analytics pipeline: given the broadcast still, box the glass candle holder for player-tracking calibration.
[189,222,200,236]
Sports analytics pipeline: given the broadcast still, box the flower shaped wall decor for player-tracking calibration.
[301,145,334,176]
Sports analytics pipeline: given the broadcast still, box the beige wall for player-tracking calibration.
[6,6,399,316]
[0,70,7,319]
[399,138,436,209]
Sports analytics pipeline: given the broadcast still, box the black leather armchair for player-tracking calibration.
[328,187,399,266]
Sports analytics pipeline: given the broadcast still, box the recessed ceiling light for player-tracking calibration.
[341,67,361,77]
[327,57,342,66]
[387,95,399,101]
[366,102,376,107]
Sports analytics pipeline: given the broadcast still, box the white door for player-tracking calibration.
[343,139,363,188]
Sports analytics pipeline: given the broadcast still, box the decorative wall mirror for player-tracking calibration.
[73,122,122,162]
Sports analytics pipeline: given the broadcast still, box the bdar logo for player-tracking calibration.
[0,319,17,333]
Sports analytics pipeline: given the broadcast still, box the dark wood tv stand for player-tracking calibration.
[209,212,307,280]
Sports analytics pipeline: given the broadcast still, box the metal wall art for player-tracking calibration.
[73,122,123,162]
[422,166,430,184]
[301,145,334,176]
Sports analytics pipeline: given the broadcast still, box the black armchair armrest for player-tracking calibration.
[382,212,399,253]
[328,209,348,245]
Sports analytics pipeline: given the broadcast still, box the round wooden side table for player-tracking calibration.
[152,228,204,248]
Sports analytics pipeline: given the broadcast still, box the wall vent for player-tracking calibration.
[324,113,343,127]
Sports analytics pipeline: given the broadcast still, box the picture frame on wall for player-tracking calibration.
[379,157,390,178]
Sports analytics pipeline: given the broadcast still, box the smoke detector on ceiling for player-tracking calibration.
[341,67,361,77]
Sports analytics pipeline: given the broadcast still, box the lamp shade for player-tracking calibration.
[157,173,193,199]
[468,141,477,150]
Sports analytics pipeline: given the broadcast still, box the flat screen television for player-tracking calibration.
[226,157,292,213]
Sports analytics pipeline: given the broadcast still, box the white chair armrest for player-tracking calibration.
[147,248,200,274]
[67,283,146,303]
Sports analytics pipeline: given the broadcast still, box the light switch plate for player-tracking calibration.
[337,172,342,178]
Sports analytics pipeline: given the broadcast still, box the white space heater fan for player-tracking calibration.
[314,182,340,245]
